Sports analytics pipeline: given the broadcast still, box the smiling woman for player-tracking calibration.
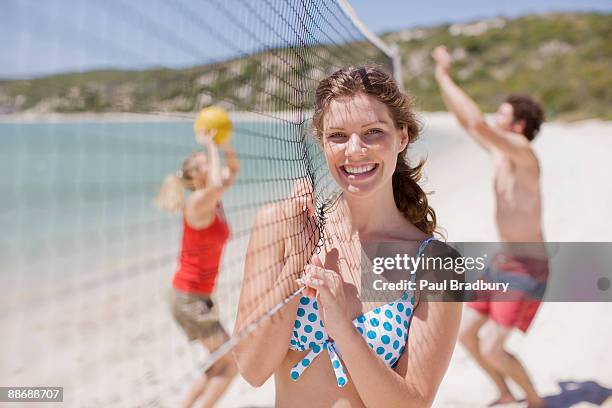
[0,1,413,406]
[320,95,397,194]
[233,65,462,408]
[312,66,436,234]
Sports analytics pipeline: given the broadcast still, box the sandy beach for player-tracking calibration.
[1,113,611,407]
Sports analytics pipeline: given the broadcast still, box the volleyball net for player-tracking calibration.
[0,0,399,405]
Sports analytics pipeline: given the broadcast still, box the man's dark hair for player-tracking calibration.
[505,94,545,141]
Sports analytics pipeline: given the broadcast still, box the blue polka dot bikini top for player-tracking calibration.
[289,237,436,388]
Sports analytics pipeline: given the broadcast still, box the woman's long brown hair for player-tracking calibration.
[311,65,437,235]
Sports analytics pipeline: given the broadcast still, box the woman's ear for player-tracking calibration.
[399,127,410,152]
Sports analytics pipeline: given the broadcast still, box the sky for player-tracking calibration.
[1,0,610,78]
[350,0,612,34]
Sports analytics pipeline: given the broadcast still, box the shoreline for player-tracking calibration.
[0,110,310,123]
[1,110,609,125]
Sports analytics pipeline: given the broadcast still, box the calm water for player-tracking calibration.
[0,120,312,288]
[0,119,440,290]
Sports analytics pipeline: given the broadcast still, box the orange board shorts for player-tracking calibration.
[468,253,549,333]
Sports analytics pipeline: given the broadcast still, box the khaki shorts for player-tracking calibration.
[170,288,226,341]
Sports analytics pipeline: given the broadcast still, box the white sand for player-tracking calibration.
[1,113,610,407]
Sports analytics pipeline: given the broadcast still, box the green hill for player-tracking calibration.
[0,12,609,120]
[383,12,611,120]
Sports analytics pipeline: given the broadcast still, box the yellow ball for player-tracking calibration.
[193,106,233,144]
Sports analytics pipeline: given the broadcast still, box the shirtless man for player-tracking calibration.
[432,46,547,407]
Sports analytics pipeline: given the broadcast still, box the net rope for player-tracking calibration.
[1,1,399,405]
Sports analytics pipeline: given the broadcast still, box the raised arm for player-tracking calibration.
[432,46,527,157]
[233,179,319,386]
[219,142,239,191]
[184,131,226,229]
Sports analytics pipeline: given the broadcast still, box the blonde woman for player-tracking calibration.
[156,131,239,408]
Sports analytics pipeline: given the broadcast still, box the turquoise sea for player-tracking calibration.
[0,120,312,291]
[0,119,440,299]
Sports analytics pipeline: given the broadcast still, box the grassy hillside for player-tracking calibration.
[384,12,611,120]
[0,12,609,120]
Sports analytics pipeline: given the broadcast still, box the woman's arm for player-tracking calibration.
[332,299,461,407]
[184,133,225,229]
[338,304,461,407]
[220,142,239,191]
[303,243,461,408]
[233,180,319,386]
[232,204,301,387]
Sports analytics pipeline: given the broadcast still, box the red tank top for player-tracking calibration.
[172,206,230,295]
